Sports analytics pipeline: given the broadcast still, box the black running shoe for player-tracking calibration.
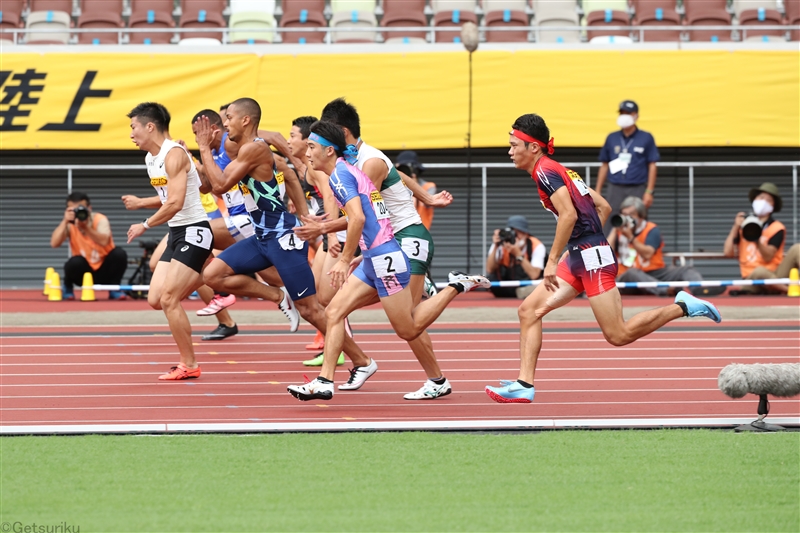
[201,323,239,341]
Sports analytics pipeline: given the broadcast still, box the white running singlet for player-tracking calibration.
[146,139,207,227]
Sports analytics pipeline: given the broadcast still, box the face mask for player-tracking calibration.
[617,114,635,129]
[752,199,774,217]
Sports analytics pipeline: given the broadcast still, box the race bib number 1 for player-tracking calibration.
[186,226,213,250]
[580,245,615,271]
[373,250,408,278]
[278,232,305,251]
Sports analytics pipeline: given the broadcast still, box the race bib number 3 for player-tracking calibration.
[401,237,429,262]
[278,232,305,251]
[186,226,213,250]
[580,245,615,271]
[370,191,390,220]
[373,250,408,278]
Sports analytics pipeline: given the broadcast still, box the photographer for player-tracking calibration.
[724,182,786,293]
[395,150,437,230]
[485,215,546,298]
[50,191,128,300]
[609,196,722,296]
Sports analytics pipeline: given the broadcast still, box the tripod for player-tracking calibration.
[127,239,159,299]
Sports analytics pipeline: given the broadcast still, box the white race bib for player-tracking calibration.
[230,214,255,239]
[239,183,258,212]
[580,245,615,271]
[370,191,390,220]
[373,250,408,278]
[567,169,590,196]
[401,237,430,262]
[185,226,213,250]
[278,232,304,251]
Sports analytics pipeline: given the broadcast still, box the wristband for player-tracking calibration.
[645,189,654,195]
[142,218,151,230]
[516,255,525,262]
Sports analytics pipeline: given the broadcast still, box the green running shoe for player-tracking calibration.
[303,351,345,366]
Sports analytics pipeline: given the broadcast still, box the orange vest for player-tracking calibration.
[493,236,543,280]
[68,212,115,271]
[618,221,665,275]
[414,180,436,230]
[738,219,785,278]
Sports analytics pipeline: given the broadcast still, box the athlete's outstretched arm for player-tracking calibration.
[127,148,189,243]
[122,195,161,210]
[257,129,306,177]
[398,170,453,208]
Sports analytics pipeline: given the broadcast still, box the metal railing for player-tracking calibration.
[1,160,797,265]
[1,24,797,45]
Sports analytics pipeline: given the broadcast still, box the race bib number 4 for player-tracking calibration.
[373,250,408,278]
[370,191,390,220]
[567,169,590,196]
[278,232,305,251]
[401,237,429,262]
[186,226,213,250]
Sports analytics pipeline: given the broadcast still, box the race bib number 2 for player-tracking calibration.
[186,226,213,250]
[373,250,408,278]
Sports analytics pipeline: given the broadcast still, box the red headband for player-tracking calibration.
[511,129,555,155]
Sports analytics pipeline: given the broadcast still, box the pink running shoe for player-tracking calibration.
[196,294,236,316]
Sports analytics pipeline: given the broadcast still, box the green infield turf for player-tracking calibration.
[1,430,798,532]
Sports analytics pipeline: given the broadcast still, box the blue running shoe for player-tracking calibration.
[674,290,722,323]
[485,381,535,404]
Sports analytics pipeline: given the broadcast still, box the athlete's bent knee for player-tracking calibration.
[603,330,633,347]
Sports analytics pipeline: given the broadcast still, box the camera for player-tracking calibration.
[740,214,763,242]
[73,205,89,222]
[611,214,635,229]
[498,227,516,244]
[139,239,161,254]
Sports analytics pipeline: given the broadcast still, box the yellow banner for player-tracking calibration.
[0,50,797,150]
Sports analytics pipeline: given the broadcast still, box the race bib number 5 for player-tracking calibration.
[278,232,305,251]
[186,226,213,250]
[373,250,408,278]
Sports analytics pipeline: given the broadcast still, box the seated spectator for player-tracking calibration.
[50,191,128,300]
[485,215,546,299]
[395,150,437,230]
[724,182,786,294]
[744,243,800,294]
[608,196,724,297]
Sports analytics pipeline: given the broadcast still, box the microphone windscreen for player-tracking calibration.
[719,363,800,398]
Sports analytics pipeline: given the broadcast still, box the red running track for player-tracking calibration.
[1,321,798,433]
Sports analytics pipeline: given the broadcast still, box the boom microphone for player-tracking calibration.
[718,363,800,432]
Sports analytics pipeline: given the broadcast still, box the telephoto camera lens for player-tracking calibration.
[73,206,89,221]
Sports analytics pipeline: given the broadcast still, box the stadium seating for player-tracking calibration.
[229,10,276,43]
[430,0,477,15]
[280,0,327,43]
[177,36,222,44]
[330,0,378,13]
[128,5,175,44]
[483,0,530,12]
[76,9,124,44]
[179,3,225,40]
[585,8,630,39]
[630,0,680,40]
[731,0,778,18]
[329,9,377,42]
[786,0,800,41]
[381,0,427,42]
[230,0,277,14]
[533,0,581,42]
[25,9,71,44]
[432,8,478,42]
[483,9,530,42]
[0,0,25,44]
[180,1,228,14]
[580,0,630,16]
[29,0,72,13]
[684,0,732,41]
[737,6,784,40]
